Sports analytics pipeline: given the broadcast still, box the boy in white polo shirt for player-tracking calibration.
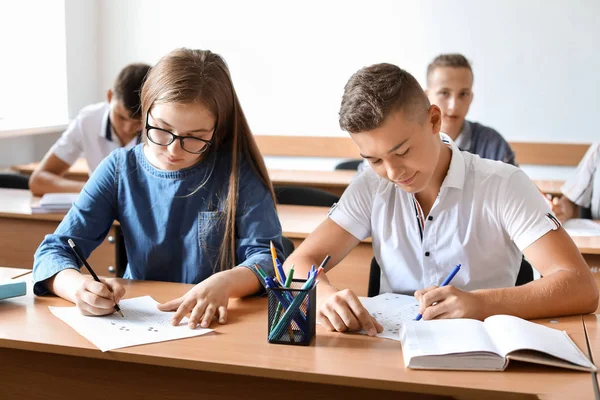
[29,63,151,196]
[284,63,598,336]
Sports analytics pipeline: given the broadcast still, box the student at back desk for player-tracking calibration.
[29,63,151,196]
[552,143,600,223]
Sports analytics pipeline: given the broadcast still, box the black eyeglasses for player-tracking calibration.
[145,110,214,154]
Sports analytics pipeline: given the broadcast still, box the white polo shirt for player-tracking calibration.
[562,143,600,219]
[329,134,559,295]
[50,102,139,173]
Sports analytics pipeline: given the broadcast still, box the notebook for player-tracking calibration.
[0,281,26,300]
[31,192,79,214]
[399,314,596,371]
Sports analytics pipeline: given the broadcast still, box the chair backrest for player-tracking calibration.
[281,236,295,258]
[274,185,339,207]
[579,206,593,220]
[335,159,363,171]
[0,173,29,190]
[368,255,535,297]
[115,226,128,278]
[515,257,534,286]
[368,257,381,297]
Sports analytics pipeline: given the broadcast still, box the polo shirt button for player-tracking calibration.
[425,251,430,257]
[427,216,433,221]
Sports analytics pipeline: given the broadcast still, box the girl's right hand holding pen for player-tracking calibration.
[74,276,126,316]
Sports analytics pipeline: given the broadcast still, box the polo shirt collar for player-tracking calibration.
[439,133,466,191]
[99,107,112,141]
[99,106,142,146]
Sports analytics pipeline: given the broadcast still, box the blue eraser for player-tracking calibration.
[0,281,26,300]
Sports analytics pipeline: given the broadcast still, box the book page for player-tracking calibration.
[483,315,594,369]
[563,219,600,237]
[358,292,420,341]
[399,319,499,362]
[49,295,213,352]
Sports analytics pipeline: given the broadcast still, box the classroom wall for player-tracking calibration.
[95,0,600,143]
[4,0,598,174]
[0,0,99,168]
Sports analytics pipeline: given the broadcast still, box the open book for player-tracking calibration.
[399,315,596,372]
[563,218,600,237]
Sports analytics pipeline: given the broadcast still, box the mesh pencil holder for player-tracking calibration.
[267,279,316,346]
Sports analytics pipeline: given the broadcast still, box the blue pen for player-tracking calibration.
[275,259,287,284]
[415,263,461,321]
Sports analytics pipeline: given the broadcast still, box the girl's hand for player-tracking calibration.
[157,273,231,329]
[74,277,125,316]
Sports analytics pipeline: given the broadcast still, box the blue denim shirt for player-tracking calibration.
[33,144,283,295]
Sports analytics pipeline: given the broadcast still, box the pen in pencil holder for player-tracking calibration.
[267,279,316,346]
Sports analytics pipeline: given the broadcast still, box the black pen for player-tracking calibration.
[318,254,331,271]
[67,238,124,317]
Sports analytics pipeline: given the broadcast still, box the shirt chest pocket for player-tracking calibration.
[198,211,226,252]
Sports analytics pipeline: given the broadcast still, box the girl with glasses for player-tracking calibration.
[33,48,284,330]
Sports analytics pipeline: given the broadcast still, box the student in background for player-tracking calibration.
[284,63,598,335]
[552,143,600,222]
[425,53,516,165]
[29,63,151,196]
[33,48,283,329]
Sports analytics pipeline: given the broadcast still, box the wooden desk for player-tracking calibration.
[0,189,364,293]
[270,168,355,197]
[12,159,565,198]
[14,159,356,197]
[0,189,118,276]
[583,314,600,395]
[277,204,373,296]
[534,179,563,197]
[0,267,31,281]
[0,187,597,298]
[0,275,595,400]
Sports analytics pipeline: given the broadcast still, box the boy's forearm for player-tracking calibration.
[476,269,598,319]
[30,172,85,196]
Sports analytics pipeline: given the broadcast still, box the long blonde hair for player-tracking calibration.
[140,48,275,271]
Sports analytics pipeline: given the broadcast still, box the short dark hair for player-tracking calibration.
[426,53,472,84]
[339,63,430,133]
[112,63,151,119]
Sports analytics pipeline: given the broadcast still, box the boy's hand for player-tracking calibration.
[74,277,125,316]
[317,285,383,336]
[158,273,230,329]
[414,285,485,320]
[552,196,577,224]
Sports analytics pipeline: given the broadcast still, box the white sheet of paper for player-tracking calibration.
[563,219,600,237]
[49,295,213,352]
[359,292,420,341]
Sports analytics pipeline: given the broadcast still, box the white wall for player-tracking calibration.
[96,0,600,143]
[0,0,100,168]
[5,0,598,173]
[65,0,102,118]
